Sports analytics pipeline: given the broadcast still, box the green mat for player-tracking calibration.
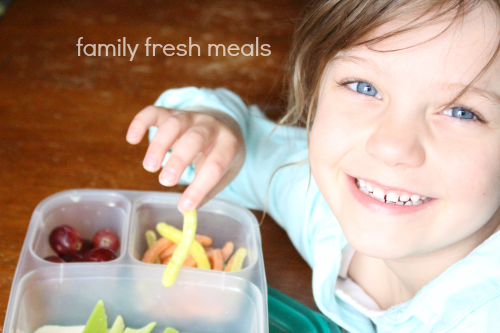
[268,287,342,333]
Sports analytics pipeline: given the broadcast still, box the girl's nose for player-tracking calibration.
[365,114,425,168]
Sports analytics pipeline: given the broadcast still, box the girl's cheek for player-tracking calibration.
[430,121,500,199]
[310,99,363,206]
[438,144,500,214]
[311,110,346,171]
[312,106,374,177]
[314,98,360,145]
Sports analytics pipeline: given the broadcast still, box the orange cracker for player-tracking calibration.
[195,234,212,246]
[159,244,178,261]
[162,252,196,267]
[182,254,196,267]
[212,249,223,271]
[205,247,214,257]
[143,237,173,264]
[221,241,234,262]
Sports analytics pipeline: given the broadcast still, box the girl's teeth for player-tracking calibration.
[410,194,421,203]
[399,194,410,202]
[373,188,385,199]
[355,178,430,206]
[386,192,399,202]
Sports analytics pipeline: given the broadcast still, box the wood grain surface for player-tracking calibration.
[0,0,318,329]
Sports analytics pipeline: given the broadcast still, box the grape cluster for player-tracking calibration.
[45,225,120,263]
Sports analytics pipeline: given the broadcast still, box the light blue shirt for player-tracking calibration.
[150,87,500,333]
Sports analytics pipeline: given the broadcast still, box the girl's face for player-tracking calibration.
[310,7,500,259]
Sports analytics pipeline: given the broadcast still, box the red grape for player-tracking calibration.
[82,248,117,262]
[78,239,94,255]
[44,255,65,263]
[92,229,120,252]
[60,254,84,262]
[49,225,83,255]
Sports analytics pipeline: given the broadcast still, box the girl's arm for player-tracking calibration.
[129,87,334,265]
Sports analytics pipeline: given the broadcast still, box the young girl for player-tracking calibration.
[126,0,500,331]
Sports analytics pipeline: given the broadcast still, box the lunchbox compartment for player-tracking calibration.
[11,265,265,333]
[129,195,258,272]
[30,191,130,262]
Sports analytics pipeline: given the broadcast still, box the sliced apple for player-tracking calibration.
[82,300,107,333]
[109,316,125,333]
[123,322,156,333]
[163,328,179,333]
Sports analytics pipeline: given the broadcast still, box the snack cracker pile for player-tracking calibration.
[142,210,248,287]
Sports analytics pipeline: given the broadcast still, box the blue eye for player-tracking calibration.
[346,81,381,99]
[443,106,477,120]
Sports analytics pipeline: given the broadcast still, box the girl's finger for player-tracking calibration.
[196,131,245,208]
[177,135,240,212]
[159,124,218,186]
[126,106,172,144]
[143,113,189,172]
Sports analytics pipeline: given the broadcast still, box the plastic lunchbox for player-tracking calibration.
[3,189,268,333]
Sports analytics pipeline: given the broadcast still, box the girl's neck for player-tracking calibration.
[348,218,500,310]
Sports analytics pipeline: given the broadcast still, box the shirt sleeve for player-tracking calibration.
[149,87,331,265]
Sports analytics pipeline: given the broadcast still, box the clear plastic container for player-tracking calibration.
[3,189,268,333]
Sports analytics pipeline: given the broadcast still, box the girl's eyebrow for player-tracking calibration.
[333,54,378,67]
[444,83,500,106]
[331,53,385,75]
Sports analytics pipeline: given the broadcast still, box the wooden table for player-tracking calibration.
[0,0,318,328]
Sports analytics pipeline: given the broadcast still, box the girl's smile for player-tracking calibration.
[346,173,434,215]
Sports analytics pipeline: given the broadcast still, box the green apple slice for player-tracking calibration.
[123,322,156,333]
[109,316,125,333]
[163,328,179,333]
[82,300,107,333]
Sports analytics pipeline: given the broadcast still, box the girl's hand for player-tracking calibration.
[126,105,245,212]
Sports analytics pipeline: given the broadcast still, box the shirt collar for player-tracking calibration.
[376,231,500,330]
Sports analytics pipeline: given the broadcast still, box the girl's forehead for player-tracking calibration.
[331,4,500,89]
[365,3,498,50]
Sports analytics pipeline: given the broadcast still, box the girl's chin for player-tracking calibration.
[341,224,417,259]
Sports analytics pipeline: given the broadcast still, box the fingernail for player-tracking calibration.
[126,130,138,142]
[143,156,158,171]
[178,198,194,212]
[159,169,177,186]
